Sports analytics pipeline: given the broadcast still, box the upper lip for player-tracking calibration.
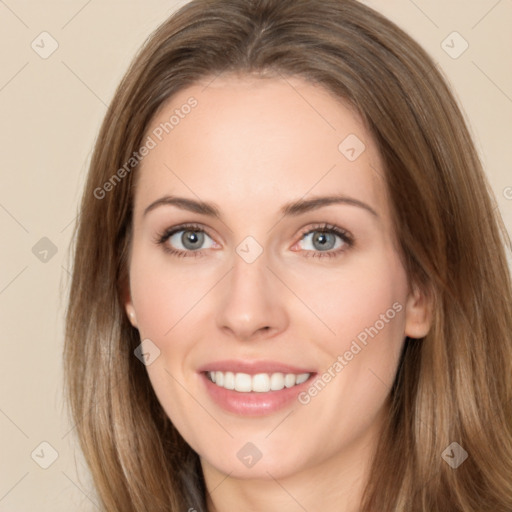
[197,359,315,375]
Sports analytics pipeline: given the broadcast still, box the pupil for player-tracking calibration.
[313,232,335,250]
[183,231,203,250]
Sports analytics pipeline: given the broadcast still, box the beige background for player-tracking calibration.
[0,0,510,510]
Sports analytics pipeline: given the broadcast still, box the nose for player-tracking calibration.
[215,249,289,341]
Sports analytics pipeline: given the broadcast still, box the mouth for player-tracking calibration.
[197,360,316,416]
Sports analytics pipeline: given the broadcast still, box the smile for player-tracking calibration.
[206,371,311,392]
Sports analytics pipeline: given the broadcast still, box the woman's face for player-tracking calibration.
[125,75,430,483]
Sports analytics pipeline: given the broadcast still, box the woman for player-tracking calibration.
[64,0,512,510]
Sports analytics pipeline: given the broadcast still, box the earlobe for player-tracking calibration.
[121,279,138,328]
[125,302,138,328]
[404,283,433,339]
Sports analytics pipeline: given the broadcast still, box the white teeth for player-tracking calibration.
[252,373,270,392]
[207,371,311,393]
[270,372,285,391]
[284,374,296,388]
[234,373,252,392]
[223,371,235,390]
[295,373,309,384]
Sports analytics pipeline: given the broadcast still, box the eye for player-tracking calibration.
[294,224,353,258]
[155,222,353,259]
[155,223,218,257]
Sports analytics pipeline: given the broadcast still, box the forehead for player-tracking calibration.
[135,74,388,220]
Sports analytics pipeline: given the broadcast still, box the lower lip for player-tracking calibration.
[200,372,315,416]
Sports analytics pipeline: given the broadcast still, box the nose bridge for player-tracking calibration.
[228,232,272,295]
[230,245,268,299]
[215,239,288,340]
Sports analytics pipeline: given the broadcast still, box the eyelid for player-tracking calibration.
[155,222,214,243]
[296,223,353,243]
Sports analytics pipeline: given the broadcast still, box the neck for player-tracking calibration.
[200,416,383,512]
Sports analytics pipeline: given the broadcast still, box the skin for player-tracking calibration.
[124,74,431,512]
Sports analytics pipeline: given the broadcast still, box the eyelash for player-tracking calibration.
[154,223,354,259]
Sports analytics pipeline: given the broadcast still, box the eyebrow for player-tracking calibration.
[143,194,378,218]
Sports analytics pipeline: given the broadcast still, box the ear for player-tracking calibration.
[404,282,433,339]
[121,283,138,328]
[119,270,138,328]
[125,300,138,328]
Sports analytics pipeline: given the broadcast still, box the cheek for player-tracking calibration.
[301,252,408,356]
[292,260,408,454]
[327,262,407,405]
[301,255,409,425]
[128,250,207,341]
[128,251,204,439]
[130,275,173,341]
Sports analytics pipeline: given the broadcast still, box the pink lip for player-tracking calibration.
[197,360,316,417]
[197,359,314,375]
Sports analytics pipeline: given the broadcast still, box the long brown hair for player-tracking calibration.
[64,0,512,510]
